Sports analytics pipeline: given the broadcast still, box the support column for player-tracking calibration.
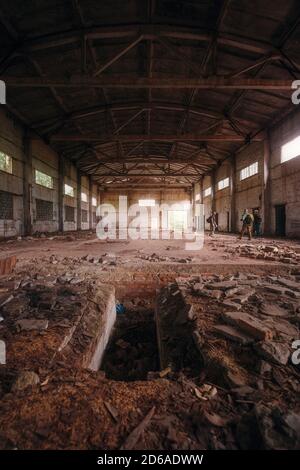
[211,169,216,213]
[199,176,204,204]
[89,175,93,230]
[23,132,33,236]
[58,156,64,233]
[263,133,272,235]
[230,154,237,233]
[77,170,82,231]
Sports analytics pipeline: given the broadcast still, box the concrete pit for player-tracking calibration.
[101,308,160,381]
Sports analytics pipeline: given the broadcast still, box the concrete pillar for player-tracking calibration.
[263,133,272,235]
[88,175,93,230]
[211,169,216,213]
[199,176,204,204]
[77,170,82,231]
[58,156,64,232]
[97,185,101,207]
[230,154,237,233]
[23,133,33,236]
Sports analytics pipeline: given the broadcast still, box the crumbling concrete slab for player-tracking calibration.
[212,324,254,345]
[254,341,291,365]
[222,311,273,341]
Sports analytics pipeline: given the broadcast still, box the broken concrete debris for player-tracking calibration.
[221,311,273,341]
[225,242,299,265]
[0,249,299,450]
[254,341,291,365]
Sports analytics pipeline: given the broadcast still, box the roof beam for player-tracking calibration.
[31,101,256,129]
[2,76,294,89]
[50,133,264,142]
[93,35,143,76]
[13,24,272,56]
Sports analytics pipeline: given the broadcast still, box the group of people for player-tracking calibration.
[239,208,262,240]
[206,208,262,240]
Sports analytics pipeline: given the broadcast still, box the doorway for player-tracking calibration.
[275,204,286,236]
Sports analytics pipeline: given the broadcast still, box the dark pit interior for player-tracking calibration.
[101,308,160,381]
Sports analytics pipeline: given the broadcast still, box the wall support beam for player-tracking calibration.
[230,154,237,232]
[23,133,33,236]
[89,175,93,230]
[58,156,64,232]
[77,170,82,231]
[263,133,272,235]
[211,169,216,213]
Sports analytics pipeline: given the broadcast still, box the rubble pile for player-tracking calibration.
[0,253,299,450]
[138,252,193,263]
[154,273,300,449]
[225,243,300,265]
[0,272,113,371]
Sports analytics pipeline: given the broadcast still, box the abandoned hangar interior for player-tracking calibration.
[0,0,300,453]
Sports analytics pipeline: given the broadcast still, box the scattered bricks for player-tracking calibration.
[277,278,300,291]
[264,318,298,339]
[212,324,254,345]
[222,300,242,311]
[263,285,286,295]
[186,305,196,321]
[0,255,17,276]
[225,287,240,297]
[15,319,49,332]
[254,341,290,365]
[222,311,273,341]
[192,283,204,294]
[230,288,255,305]
[285,289,300,299]
[208,290,223,300]
[260,302,289,317]
[207,281,237,291]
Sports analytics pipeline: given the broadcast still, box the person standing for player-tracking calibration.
[238,209,254,240]
[253,209,262,237]
[207,211,218,236]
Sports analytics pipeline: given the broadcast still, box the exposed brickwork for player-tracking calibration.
[36,199,54,221]
[81,209,88,223]
[0,190,13,220]
[65,205,75,222]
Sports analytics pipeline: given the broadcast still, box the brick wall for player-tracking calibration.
[0,190,13,220]
[65,205,75,222]
[35,199,54,221]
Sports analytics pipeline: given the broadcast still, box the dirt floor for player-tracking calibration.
[0,231,299,450]
[1,231,299,267]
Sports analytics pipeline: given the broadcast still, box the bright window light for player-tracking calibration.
[218,177,230,191]
[281,136,300,163]
[92,197,97,207]
[139,199,155,207]
[0,152,12,174]
[64,183,74,197]
[203,187,212,197]
[35,169,53,189]
[240,162,258,181]
[81,192,87,202]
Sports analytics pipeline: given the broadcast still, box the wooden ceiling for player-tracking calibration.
[0,0,299,188]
